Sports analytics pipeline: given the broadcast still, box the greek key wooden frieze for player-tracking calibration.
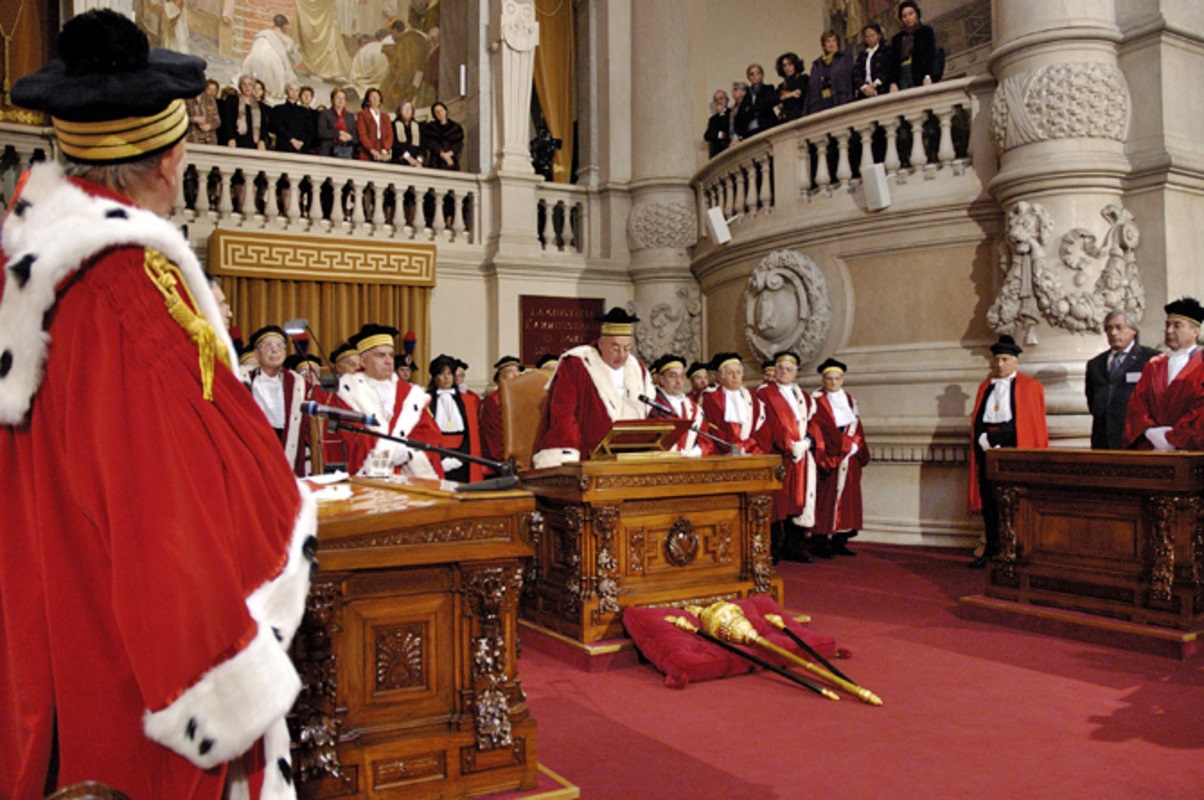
[593,467,775,491]
[209,228,436,285]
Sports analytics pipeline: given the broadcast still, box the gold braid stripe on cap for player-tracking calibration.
[53,99,189,163]
[143,248,229,401]
[355,333,394,354]
[599,322,634,336]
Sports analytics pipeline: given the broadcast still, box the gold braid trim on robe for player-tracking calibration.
[143,248,229,401]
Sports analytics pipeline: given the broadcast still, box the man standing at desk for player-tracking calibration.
[968,335,1048,568]
[533,307,656,469]
[1123,297,1204,451]
[1085,309,1157,449]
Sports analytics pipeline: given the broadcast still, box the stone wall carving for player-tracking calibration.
[744,250,832,363]
[629,286,702,365]
[500,0,539,51]
[627,201,698,251]
[988,201,1144,343]
[990,62,1129,153]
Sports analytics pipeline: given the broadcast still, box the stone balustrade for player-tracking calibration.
[692,75,996,250]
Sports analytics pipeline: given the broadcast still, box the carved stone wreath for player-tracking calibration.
[664,518,699,567]
[744,250,832,364]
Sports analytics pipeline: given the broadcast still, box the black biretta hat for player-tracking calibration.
[989,334,1023,357]
[597,307,639,336]
[11,10,207,164]
[1165,297,1204,326]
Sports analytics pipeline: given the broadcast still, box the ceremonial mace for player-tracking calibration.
[696,602,883,706]
[763,613,854,685]
[666,616,839,701]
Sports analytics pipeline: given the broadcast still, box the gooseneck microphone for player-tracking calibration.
[301,400,379,427]
[637,393,676,417]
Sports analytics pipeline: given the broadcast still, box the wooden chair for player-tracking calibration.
[499,367,553,472]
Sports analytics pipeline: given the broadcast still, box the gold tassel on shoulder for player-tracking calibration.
[143,249,229,402]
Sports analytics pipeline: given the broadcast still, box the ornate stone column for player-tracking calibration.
[625,0,703,365]
[987,1,1139,423]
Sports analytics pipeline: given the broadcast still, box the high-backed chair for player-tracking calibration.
[499,367,553,472]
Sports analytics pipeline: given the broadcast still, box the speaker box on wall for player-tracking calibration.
[705,207,732,245]
[862,163,891,211]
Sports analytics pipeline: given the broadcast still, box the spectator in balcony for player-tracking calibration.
[299,85,319,112]
[220,74,270,150]
[774,52,808,123]
[703,88,731,158]
[393,100,426,167]
[804,30,854,115]
[186,78,222,145]
[425,101,464,171]
[271,81,317,154]
[318,87,358,158]
[744,63,778,136]
[357,87,394,162]
[730,81,754,141]
[854,23,893,99]
[889,1,938,92]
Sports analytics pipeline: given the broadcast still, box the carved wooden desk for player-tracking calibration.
[518,454,783,644]
[985,449,1204,630]
[292,479,539,799]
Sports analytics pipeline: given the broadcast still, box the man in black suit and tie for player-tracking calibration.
[744,64,779,135]
[1085,309,1158,449]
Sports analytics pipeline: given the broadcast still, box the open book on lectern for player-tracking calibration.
[589,418,692,460]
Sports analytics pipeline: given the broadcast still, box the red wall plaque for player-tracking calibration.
[520,296,605,365]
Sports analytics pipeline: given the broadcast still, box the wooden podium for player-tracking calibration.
[984,449,1204,631]
[518,454,783,644]
[292,479,539,800]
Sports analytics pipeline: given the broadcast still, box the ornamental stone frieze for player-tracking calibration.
[629,286,702,366]
[626,201,698,251]
[990,62,1129,153]
[744,250,832,364]
[988,201,1144,343]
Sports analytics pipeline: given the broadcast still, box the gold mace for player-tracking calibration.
[697,601,883,706]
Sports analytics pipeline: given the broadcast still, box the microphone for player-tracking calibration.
[301,400,379,427]
[638,393,677,417]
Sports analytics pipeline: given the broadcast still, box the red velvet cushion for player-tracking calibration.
[622,596,847,689]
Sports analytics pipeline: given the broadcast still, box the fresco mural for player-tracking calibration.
[134,0,440,114]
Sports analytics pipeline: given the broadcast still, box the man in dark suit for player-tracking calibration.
[744,63,778,135]
[1085,309,1158,449]
[703,88,732,158]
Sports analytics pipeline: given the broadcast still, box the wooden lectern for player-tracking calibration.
[985,448,1204,631]
[519,454,784,644]
[293,480,539,800]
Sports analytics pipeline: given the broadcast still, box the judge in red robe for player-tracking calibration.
[336,323,444,479]
[246,325,310,476]
[480,355,523,472]
[1122,297,1204,451]
[687,360,711,403]
[533,308,656,469]
[1,18,314,795]
[758,352,822,561]
[968,335,1048,568]
[700,353,767,455]
[428,353,485,482]
[810,358,871,557]
[649,353,713,457]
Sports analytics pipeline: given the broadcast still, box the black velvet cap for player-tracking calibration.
[248,325,286,350]
[989,334,1022,357]
[330,342,357,365]
[686,361,710,378]
[816,357,846,374]
[535,353,559,369]
[492,355,523,381]
[429,353,459,375]
[1165,297,1204,326]
[710,352,742,371]
[597,307,639,336]
[652,354,686,374]
[349,323,399,354]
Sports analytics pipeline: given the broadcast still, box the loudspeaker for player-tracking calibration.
[862,163,891,211]
[705,206,732,245]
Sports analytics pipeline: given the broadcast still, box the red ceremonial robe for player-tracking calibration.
[533,345,656,469]
[1121,350,1204,450]
[0,165,314,799]
[247,367,310,476]
[430,386,485,482]
[480,388,504,469]
[652,387,713,456]
[700,384,768,455]
[967,373,1048,513]
[337,373,445,478]
[759,382,823,525]
[811,390,871,535]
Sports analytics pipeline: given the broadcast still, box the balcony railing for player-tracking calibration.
[0,124,586,257]
[691,75,996,251]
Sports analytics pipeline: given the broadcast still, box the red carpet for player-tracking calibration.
[517,544,1204,799]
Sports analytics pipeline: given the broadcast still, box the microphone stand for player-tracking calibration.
[638,394,742,455]
[325,418,519,492]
